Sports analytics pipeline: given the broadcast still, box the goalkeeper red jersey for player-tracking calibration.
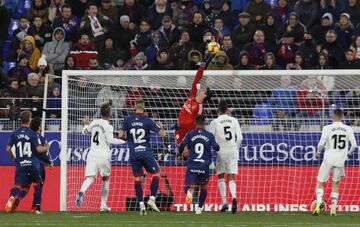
[175,66,205,145]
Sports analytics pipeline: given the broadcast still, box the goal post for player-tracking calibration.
[61,69,360,212]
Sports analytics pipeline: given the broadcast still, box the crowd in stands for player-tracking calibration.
[0,0,360,123]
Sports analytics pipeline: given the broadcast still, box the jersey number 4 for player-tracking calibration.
[331,134,346,149]
[93,131,99,146]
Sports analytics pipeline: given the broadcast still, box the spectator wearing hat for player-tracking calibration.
[259,52,281,69]
[170,0,197,30]
[242,29,272,67]
[183,50,203,70]
[20,72,44,117]
[187,11,209,46]
[232,12,256,49]
[99,36,119,69]
[17,35,41,71]
[130,52,148,70]
[273,0,292,27]
[99,0,119,26]
[118,0,146,26]
[220,1,236,29]
[35,55,49,85]
[70,33,98,69]
[207,50,233,70]
[7,55,31,87]
[320,30,343,68]
[297,32,319,68]
[276,32,298,68]
[310,13,335,45]
[27,0,49,24]
[28,15,52,49]
[234,51,255,70]
[42,27,69,72]
[294,0,318,30]
[335,13,354,50]
[276,12,305,44]
[145,32,162,68]
[113,15,136,56]
[222,35,239,66]
[245,0,271,27]
[157,15,180,48]
[52,4,80,45]
[147,0,172,30]
[338,48,360,69]
[211,16,231,44]
[169,30,195,70]
[343,0,360,26]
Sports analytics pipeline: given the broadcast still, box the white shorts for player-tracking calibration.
[216,153,238,175]
[85,155,111,177]
[317,160,345,182]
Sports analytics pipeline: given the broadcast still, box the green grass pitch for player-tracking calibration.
[1,212,360,227]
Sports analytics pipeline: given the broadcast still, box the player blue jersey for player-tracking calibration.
[180,128,220,171]
[122,114,161,158]
[7,127,40,168]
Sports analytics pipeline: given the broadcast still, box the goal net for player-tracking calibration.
[61,70,360,212]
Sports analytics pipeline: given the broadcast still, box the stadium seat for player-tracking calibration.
[2,61,16,74]
[13,0,32,19]
[8,19,19,38]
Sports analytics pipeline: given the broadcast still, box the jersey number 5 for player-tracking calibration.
[224,126,232,141]
[331,134,346,149]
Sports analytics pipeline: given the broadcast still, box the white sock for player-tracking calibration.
[139,201,145,208]
[218,179,227,204]
[331,192,339,209]
[150,196,156,202]
[80,177,94,194]
[229,180,236,199]
[316,188,324,204]
[101,180,110,208]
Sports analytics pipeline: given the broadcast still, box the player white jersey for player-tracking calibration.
[318,122,357,167]
[82,119,125,160]
[208,114,242,155]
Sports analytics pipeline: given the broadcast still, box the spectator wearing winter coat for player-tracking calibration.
[222,35,239,67]
[118,0,146,26]
[19,73,44,117]
[147,0,172,30]
[297,33,318,69]
[273,0,292,27]
[259,52,281,69]
[18,35,41,71]
[169,30,195,70]
[151,49,174,70]
[157,15,180,48]
[338,49,360,69]
[232,12,257,49]
[187,11,209,46]
[335,13,354,50]
[132,19,152,53]
[310,13,335,45]
[234,51,255,70]
[318,0,343,22]
[87,57,103,70]
[276,32,298,68]
[245,0,271,27]
[343,0,360,26]
[170,0,197,30]
[294,0,318,30]
[51,4,80,44]
[262,14,277,47]
[130,52,149,70]
[183,50,202,70]
[28,16,52,49]
[242,30,272,67]
[47,83,61,118]
[70,33,98,69]
[145,32,161,69]
[63,55,80,70]
[27,0,49,23]
[212,16,231,44]
[99,36,119,69]
[111,55,128,70]
[7,55,32,87]
[10,17,30,61]
[42,27,70,72]
[207,50,233,70]
[99,0,119,26]
[320,30,344,68]
[113,15,136,55]
[276,12,305,44]
[220,1,236,29]
[313,52,332,69]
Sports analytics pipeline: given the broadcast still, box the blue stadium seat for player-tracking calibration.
[8,19,19,38]
[2,40,12,61]
[13,0,32,19]
[2,61,16,74]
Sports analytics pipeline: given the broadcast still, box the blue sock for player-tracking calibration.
[198,189,208,208]
[150,176,159,198]
[134,181,143,202]
[10,187,20,197]
[33,183,43,210]
[184,185,191,194]
[18,190,28,200]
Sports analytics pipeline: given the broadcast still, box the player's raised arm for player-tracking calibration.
[81,116,92,135]
[190,53,213,97]
[347,128,357,157]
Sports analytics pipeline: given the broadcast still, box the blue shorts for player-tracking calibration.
[15,166,42,186]
[185,167,209,185]
[130,155,160,177]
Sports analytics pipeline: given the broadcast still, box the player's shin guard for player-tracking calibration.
[218,179,227,205]
[101,180,110,208]
[229,180,236,199]
[33,183,42,211]
[198,189,208,209]
[150,176,159,199]
[134,180,144,202]
[316,188,324,205]
[331,192,339,210]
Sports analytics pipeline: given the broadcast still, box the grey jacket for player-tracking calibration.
[42,27,69,68]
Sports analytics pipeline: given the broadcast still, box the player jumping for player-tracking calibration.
[179,115,220,214]
[208,100,242,214]
[120,99,166,216]
[5,111,49,213]
[313,109,357,216]
[175,53,213,145]
[76,103,125,212]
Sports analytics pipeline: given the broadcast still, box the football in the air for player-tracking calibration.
[207,41,221,54]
